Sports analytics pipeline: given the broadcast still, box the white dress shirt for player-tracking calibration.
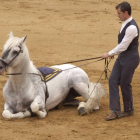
[108,16,138,56]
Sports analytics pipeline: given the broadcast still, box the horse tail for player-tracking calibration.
[84,82,107,114]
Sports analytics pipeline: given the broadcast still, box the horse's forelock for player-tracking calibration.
[3,37,22,52]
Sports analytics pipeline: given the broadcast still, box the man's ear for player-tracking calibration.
[124,11,128,15]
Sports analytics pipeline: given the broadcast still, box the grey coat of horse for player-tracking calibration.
[0,32,106,119]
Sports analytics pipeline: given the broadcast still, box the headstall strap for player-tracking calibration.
[8,46,23,65]
[0,46,23,66]
[0,58,8,65]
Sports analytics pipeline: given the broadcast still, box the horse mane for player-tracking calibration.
[29,61,39,73]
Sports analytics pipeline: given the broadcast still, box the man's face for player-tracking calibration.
[117,8,127,21]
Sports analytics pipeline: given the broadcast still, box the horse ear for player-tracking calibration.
[9,31,14,38]
[21,35,27,43]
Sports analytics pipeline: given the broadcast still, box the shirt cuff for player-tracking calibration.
[108,51,113,56]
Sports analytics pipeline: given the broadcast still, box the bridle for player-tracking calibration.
[0,45,50,102]
[0,45,23,67]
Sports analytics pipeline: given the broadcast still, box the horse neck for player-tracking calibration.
[9,47,38,81]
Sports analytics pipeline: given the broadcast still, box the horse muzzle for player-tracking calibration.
[0,59,7,75]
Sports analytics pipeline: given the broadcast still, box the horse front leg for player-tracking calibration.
[2,102,31,119]
[30,95,47,118]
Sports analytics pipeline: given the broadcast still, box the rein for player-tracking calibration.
[1,57,111,82]
[0,55,111,102]
[89,58,111,98]
[56,56,102,65]
[5,56,104,77]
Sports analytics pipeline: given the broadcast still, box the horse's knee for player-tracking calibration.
[30,101,47,118]
[2,110,12,119]
[30,102,39,113]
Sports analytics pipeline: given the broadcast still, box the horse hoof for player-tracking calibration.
[78,107,86,116]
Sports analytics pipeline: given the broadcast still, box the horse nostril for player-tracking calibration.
[0,66,3,70]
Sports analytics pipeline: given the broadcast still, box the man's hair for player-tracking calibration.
[116,1,131,15]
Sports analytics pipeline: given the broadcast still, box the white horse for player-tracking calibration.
[0,32,106,119]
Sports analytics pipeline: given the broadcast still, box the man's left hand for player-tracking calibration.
[102,53,110,58]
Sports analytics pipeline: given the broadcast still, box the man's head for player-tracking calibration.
[116,2,131,21]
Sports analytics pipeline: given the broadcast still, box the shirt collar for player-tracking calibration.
[123,16,133,25]
[120,16,133,32]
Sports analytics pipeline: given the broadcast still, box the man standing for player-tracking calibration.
[102,2,139,121]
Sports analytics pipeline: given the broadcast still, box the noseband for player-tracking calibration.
[0,46,23,66]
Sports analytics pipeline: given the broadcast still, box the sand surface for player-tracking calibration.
[0,0,140,139]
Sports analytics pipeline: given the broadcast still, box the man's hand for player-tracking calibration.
[102,53,114,59]
[102,53,110,58]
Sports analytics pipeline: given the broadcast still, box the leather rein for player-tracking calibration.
[0,48,111,101]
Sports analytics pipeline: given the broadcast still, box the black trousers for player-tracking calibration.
[109,50,139,112]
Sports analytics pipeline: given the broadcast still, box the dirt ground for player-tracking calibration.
[0,0,140,139]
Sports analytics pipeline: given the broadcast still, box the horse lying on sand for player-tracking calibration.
[0,32,106,119]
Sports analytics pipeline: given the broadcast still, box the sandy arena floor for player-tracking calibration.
[0,0,140,140]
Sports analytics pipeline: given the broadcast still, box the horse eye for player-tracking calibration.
[13,51,18,55]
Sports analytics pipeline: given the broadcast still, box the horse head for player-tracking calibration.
[0,31,27,75]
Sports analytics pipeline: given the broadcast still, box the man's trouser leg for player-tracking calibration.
[120,63,138,112]
[109,58,121,111]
